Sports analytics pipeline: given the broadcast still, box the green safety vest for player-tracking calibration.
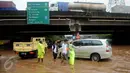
[37,43,45,55]
[69,44,75,65]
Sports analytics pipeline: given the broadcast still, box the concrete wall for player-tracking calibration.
[111,5,130,13]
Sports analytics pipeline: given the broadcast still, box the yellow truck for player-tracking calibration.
[13,37,47,58]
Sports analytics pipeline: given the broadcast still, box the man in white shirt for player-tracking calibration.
[61,39,69,65]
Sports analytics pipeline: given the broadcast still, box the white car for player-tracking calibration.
[72,39,112,61]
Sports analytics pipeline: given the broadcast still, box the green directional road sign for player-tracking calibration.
[27,2,50,24]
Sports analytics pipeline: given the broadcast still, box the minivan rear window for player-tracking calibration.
[73,41,83,46]
[106,40,111,46]
[82,40,92,46]
[91,40,103,46]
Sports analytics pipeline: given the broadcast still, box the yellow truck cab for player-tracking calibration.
[13,37,47,58]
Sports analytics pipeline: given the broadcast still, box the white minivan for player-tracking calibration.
[72,39,112,61]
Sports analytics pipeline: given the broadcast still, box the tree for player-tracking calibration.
[45,35,64,42]
[97,34,112,39]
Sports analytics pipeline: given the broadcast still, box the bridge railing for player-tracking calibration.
[0,11,130,19]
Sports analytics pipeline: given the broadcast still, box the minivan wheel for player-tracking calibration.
[91,54,100,62]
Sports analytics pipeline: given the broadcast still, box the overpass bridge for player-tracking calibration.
[0,11,130,44]
[0,11,130,26]
[0,11,130,33]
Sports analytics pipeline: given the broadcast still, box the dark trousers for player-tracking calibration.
[53,52,57,59]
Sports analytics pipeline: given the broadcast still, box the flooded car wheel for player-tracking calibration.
[91,54,100,62]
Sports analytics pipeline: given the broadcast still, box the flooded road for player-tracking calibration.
[0,45,130,73]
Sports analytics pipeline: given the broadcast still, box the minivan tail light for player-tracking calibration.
[106,45,110,52]
[106,50,110,52]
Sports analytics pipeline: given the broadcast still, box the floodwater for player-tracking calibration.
[0,45,130,73]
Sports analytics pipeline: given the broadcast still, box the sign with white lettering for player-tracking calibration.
[27,2,50,24]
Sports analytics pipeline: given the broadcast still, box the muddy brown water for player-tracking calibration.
[0,45,130,73]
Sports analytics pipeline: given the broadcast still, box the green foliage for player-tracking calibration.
[97,34,112,39]
[45,35,65,41]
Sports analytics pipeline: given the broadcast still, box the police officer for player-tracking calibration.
[68,41,75,73]
[37,40,45,63]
